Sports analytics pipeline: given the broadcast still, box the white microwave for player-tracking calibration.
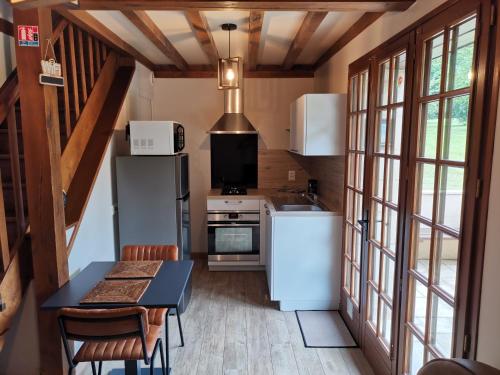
[129,121,185,155]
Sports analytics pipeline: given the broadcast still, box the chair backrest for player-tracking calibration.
[418,359,500,375]
[121,245,179,261]
[58,306,148,342]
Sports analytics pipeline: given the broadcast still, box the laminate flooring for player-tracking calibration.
[93,261,375,375]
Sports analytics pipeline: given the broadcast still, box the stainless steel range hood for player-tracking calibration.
[208,71,258,134]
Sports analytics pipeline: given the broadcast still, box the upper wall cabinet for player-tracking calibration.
[289,94,346,156]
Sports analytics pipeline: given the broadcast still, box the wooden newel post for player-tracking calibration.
[13,7,69,375]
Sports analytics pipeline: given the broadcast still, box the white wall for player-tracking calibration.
[152,77,313,254]
[313,0,500,369]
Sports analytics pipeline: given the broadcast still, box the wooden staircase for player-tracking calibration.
[0,12,136,350]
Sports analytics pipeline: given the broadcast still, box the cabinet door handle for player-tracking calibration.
[225,200,243,204]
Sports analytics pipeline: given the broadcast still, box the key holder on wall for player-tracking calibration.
[39,38,65,87]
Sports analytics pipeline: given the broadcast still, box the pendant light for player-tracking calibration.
[218,23,241,89]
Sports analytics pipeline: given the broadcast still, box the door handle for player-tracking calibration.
[358,219,369,228]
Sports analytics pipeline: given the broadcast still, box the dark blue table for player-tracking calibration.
[41,260,194,375]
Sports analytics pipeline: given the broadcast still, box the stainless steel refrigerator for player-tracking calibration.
[116,154,191,309]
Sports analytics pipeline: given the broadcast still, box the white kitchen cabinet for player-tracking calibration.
[265,205,274,298]
[267,212,342,311]
[259,200,268,266]
[289,94,346,156]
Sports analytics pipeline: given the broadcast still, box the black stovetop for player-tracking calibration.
[221,185,247,196]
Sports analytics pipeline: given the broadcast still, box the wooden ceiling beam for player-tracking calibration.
[8,0,76,8]
[185,10,219,68]
[122,10,188,70]
[247,11,264,71]
[154,64,315,78]
[282,11,327,70]
[72,1,415,12]
[56,8,156,71]
[314,11,384,69]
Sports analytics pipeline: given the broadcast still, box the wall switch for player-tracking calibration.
[288,170,296,181]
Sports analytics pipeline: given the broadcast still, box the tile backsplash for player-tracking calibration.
[258,149,345,212]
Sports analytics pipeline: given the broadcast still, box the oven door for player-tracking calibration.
[207,221,260,261]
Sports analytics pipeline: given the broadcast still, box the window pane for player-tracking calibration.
[406,332,425,375]
[370,244,381,286]
[375,110,388,153]
[380,301,393,347]
[347,153,355,187]
[409,276,428,335]
[353,268,360,304]
[386,158,400,205]
[368,285,379,329]
[349,115,357,150]
[418,101,440,159]
[360,71,369,110]
[430,294,454,357]
[441,95,470,162]
[358,112,367,151]
[346,188,354,224]
[383,207,398,254]
[356,154,365,190]
[350,75,358,112]
[354,192,363,230]
[392,52,407,103]
[437,166,464,232]
[353,229,362,265]
[344,259,352,290]
[434,232,459,297]
[423,33,444,96]
[344,225,352,257]
[388,106,404,156]
[411,221,432,280]
[414,163,435,220]
[379,60,390,106]
[373,157,385,199]
[370,201,383,244]
[446,17,476,91]
[382,254,395,301]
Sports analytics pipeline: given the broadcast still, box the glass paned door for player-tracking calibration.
[342,69,369,334]
[366,51,407,357]
[403,14,478,375]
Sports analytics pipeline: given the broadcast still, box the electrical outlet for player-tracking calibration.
[288,170,296,181]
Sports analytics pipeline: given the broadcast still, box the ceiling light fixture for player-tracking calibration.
[218,23,240,89]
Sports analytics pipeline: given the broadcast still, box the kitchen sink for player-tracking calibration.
[277,204,323,212]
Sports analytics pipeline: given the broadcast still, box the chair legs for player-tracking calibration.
[175,307,184,347]
[91,362,97,375]
[151,338,168,375]
[159,339,167,375]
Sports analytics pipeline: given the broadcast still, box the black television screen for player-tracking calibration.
[210,134,258,188]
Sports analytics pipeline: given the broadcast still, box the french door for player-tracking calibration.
[341,66,369,341]
[340,1,493,374]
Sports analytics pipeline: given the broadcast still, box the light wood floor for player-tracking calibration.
[96,261,375,375]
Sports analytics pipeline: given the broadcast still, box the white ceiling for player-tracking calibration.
[88,10,365,68]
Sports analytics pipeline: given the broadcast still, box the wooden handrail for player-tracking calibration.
[0,69,19,125]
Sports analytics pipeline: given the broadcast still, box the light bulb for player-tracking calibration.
[226,68,235,81]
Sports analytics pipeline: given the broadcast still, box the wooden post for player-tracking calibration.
[13,8,69,375]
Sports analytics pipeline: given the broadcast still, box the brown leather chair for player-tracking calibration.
[121,245,184,347]
[58,306,166,375]
[418,359,500,375]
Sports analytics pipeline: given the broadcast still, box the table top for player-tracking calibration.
[41,260,194,310]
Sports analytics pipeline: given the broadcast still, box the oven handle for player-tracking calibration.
[207,223,260,227]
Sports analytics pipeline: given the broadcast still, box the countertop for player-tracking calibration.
[207,188,342,216]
